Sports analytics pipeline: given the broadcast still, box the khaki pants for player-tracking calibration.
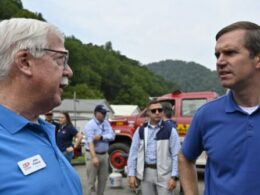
[141,168,175,195]
[85,152,109,195]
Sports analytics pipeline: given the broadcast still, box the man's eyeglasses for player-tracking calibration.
[149,108,163,114]
[42,48,69,69]
[28,48,69,69]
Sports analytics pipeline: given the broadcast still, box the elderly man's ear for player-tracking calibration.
[256,54,260,69]
[14,50,33,76]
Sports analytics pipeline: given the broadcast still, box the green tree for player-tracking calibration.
[63,84,103,99]
[104,41,113,51]
[147,60,225,95]
[0,0,45,21]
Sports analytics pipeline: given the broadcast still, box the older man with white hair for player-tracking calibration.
[0,18,82,195]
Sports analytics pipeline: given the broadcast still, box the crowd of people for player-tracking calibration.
[0,17,259,195]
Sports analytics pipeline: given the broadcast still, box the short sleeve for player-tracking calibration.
[181,109,204,161]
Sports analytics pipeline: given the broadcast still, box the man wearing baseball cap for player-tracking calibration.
[84,104,115,195]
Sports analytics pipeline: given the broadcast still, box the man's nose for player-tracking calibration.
[64,65,73,78]
[216,54,227,67]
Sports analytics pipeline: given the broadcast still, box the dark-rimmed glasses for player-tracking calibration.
[28,48,69,69]
[42,48,69,69]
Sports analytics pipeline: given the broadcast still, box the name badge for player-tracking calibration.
[17,154,46,175]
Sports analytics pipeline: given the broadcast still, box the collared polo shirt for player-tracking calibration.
[182,92,260,195]
[0,105,82,195]
[57,124,78,152]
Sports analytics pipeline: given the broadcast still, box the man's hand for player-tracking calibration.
[92,156,100,167]
[66,146,74,153]
[128,176,139,189]
[167,178,177,191]
[93,135,102,141]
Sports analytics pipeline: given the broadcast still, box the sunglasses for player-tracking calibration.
[150,108,163,114]
[45,113,53,116]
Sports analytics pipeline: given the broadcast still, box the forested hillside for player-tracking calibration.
[147,60,226,95]
[0,0,45,20]
[63,38,176,107]
[1,0,177,107]
[1,0,225,106]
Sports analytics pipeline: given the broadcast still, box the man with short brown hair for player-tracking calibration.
[128,100,180,195]
[179,21,260,195]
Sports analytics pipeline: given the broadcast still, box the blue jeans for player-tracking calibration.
[63,151,74,163]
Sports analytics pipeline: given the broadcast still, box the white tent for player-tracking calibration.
[111,105,141,116]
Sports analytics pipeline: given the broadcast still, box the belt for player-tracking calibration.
[86,149,106,155]
[145,164,157,169]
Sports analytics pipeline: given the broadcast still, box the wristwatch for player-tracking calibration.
[171,176,178,181]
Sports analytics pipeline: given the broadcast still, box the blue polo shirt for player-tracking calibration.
[182,92,260,195]
[0,105,82,195]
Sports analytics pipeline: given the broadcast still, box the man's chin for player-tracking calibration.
[52,96,62,108]
[155,118,161,123]
[220,80,233,89]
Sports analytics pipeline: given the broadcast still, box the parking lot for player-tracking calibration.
[74,165,205,195]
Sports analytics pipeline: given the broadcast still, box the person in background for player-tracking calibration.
[84,104,115,195]
[57,111,83,163]
[161,101,177,128]
[179,21,260,195]
[128,99,181,195]
[0,18,82,194]
[45,111,60,142]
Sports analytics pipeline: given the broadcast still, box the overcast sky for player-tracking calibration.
[22,0,259,70]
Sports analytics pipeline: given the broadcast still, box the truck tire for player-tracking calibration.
[108,143,129,174]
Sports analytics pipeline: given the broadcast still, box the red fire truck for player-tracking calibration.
[108,91,218,173]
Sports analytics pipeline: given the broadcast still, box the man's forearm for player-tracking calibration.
[178,151,199,195]
[88,142,97,158]
[102,131,115,141]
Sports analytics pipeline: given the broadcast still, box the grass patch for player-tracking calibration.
[72,155,85,165]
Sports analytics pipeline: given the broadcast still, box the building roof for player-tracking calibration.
[53,99,113,114]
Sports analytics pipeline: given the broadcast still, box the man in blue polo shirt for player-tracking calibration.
[0,18,82,195]
[179,21,260,195]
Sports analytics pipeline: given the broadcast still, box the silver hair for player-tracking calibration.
[0,18,64,80]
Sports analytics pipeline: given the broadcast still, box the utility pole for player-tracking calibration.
[73,91,77,127]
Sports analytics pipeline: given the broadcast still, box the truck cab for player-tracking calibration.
[108,91,218,173]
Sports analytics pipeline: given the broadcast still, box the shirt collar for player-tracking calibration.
[148,120,162,129]
[225,91,260,113]
[0,105,30,134]
[94,117,103,125]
